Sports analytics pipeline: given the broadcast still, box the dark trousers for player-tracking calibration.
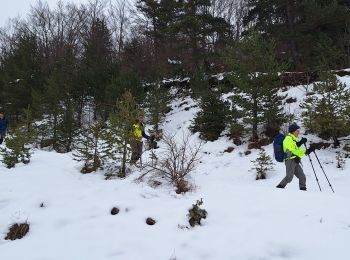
[0,132,5,144]
[278,159,306,189]
[131,140,143,163]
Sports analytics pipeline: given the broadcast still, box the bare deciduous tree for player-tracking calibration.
[108,0,132,55]
[209,0,247,40]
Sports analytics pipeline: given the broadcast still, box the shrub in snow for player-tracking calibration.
[229,123,244,145]
[5,222,30,241]
[343,144,350,158]
[188,199,207,227]
[251,149,274,180]
[190,92,230,141]
[146,218,156,225]
[175,178,191,194]
[336,151,345,170]
[0,127,33,168]
[138,133,201,193]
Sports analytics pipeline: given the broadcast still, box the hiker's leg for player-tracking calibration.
[130,141,139,163]
[137,141,143,160]
[0,133,4,144]
[131,141,143,163]
[278,159,297,187]
[294,163,306,189]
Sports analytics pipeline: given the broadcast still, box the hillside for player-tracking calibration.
[1,75,350,260]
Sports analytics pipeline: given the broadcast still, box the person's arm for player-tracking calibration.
[285,137,306,157]
[142,130,150,140]
[296,137,307,147]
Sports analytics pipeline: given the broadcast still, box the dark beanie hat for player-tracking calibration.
[289,123,300,133]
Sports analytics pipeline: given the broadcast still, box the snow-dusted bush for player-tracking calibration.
[188,199,207,227]
[336,151,345,170]
[251,149,274,180]
[0,127,33,168]
[138,133,201,192]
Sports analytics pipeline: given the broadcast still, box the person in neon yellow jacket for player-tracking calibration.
[130,113,152,164]
[276,123,315,191]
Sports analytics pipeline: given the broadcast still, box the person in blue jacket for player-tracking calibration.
[0,111,9,144]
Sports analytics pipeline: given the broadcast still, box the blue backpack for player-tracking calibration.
[273,134,286,162]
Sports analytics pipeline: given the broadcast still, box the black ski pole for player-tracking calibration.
[304,144,322,192]
[312,150,335,193]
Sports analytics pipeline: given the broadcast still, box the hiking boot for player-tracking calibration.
[276,184,285,189]
[300,187,307,191]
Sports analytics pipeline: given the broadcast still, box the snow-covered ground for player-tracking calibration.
[1,75,350,260]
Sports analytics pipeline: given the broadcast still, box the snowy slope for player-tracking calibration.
[1,76,350,260]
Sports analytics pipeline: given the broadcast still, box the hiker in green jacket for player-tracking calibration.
[276,123,315,191]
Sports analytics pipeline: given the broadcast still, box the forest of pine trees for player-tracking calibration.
[0,0,350,169]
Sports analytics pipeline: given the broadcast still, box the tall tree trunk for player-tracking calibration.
[286,0,300,69]
[252,94,258,141]
[119,140,128,178]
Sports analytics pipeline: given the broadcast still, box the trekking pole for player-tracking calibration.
[304,144,322,192]
[312,150,335,193]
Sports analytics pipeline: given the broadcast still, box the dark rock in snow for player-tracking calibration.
[111,207,120,215]
[146,218,156,225]
[224,146,235,153]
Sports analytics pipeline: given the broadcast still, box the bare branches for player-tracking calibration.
[138,133,202,190]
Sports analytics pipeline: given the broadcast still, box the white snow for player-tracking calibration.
[1,76,350,260]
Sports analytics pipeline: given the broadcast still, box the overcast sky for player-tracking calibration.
[0,0,88,28]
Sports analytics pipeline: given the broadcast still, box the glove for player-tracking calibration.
[306,145,316,155]
[296,137,307,147]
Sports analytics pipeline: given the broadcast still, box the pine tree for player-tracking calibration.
[0,32,43,122]
[137,0,231,77]
[188,198,207,227]
[108,90,138,178]
[145,82,171,138]
[0,104,38,168]
[251,149,274,180]
[0,128,32,168]
[176,0,231,73]
[191,92,230,141]
[244,0,350,69]
[136,0,180,54]
[82,18,114,120]
[301,71,350,147]
[225,31,286,141]
[56,98,79,153]
[336,151,345,170]
[73,121,112,173]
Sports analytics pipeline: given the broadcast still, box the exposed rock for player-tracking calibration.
[111,207,120,215]
[146,218,156,225]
